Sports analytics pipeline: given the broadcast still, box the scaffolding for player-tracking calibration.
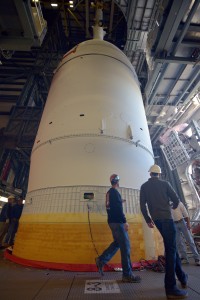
[160,121,200,220]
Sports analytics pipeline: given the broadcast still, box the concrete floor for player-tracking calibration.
[0,250,200,300]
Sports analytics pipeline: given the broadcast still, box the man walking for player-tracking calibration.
[0,195,15,246]
[4,196,24,247]
[140,165,188,299]
[171,201,200,266]
[95,174,141,283]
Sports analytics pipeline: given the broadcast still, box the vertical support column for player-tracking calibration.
[142,219,157,259]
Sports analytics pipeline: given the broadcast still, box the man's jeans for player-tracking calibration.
[4,219,19,245]
[175,219,200,261]
[0,222,9,244]
[99,223,132,277]
[154,219,187,292]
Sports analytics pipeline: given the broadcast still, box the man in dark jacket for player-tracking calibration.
[4,196,24,247]
[95,174,141,283]
[0,195,15,246]
[140,165,188,299]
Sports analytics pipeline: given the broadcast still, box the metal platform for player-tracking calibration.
[0,251,200,300]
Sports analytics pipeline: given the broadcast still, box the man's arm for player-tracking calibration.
[140,187,154,227]
[167,182,180,209]
[110,190,127,223]
[180,202,191,229]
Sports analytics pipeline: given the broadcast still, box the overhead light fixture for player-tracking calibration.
[70,4,74,7]
[51,3,58,7]
[69,0,74,3]
[32,0,39,2]
[160,111,166,117]
[192,95,200,106]
[0,196,8,203]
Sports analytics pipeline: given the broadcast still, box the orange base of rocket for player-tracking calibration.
[5,249,157,272]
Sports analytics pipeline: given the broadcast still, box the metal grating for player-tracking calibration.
[160,131,190,170]
[1,251,200,300]
[24,186,140,215]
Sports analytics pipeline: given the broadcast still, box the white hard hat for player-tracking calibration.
[148,164,162,174]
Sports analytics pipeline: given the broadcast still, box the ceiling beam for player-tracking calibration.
[145,0,198,110]
[171,0,200,55]
[174,66,200,106]
[108,0,115,39]
[165,67,187,106]
[178,24,200,32]
[155,0,191,53]
[145,63,169,111]
[0,96,19,102]
[155,56,200,65]
[85,0,90,38]
[180,40,200,48]
[0,88,23,92]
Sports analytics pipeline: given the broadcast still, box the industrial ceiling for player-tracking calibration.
[0,0,200,195]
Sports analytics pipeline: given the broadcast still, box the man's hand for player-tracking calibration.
[186,221,191,230]
[147,220,155,228]
[124,223,129,231]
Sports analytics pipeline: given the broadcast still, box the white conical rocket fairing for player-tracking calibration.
[13,9,160,269]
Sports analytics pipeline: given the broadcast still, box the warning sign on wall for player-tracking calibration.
[84,280,120,294]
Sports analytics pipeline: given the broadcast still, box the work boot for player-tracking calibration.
[122,274,141,283]
[95,257,104,276]
[180,274,188,289]
[166,287,188,299]
[195,259,200,266]
[181,258,189,265]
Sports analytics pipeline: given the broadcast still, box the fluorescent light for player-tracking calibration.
[69,0,73,3]
[70,4,74,7]
[185,128,193,138]
[51,3,58,7]
[192,95,200,106]
[0,196,8,203]
[188,164,192,175]
[160,111,166,117]
[0,196,25,204]
[32,0,39,2]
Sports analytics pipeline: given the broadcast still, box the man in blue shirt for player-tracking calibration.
[95,174,141,283]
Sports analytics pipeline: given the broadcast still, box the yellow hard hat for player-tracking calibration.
[8,195,15,199]
[148,164,162,174]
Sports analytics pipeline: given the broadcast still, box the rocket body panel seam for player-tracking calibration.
[32,133,154,158]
